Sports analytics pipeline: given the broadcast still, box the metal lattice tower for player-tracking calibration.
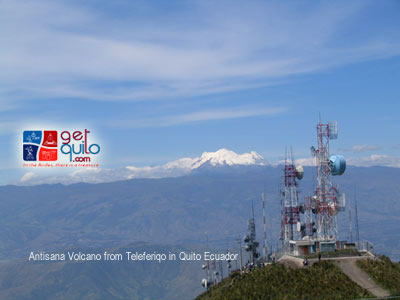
[312,120,345,242]
[244,202,259,265]
[302,195,316,237]
[280,149,301,252]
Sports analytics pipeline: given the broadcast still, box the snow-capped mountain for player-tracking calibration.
[164,148,265,170]
[124,148,266,178]
[19,149,266,185]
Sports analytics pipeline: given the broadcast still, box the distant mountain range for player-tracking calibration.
[2,165,400,261]
[0,243,206,300]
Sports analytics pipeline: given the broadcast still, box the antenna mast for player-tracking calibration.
[262,192,268,260]
[244,201,259,266]
[348,192,353,242]
[312,120,346,242]
[236,237,243,271]
[355,190,360,248]
[280,147,302,253]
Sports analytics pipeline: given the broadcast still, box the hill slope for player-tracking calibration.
[195,261,372,300]
[357,256,400,295]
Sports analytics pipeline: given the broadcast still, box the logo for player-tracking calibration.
[23,130,58,161]
[22,129,100,167]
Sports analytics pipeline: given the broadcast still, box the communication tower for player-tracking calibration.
[280,149,304,252]
[262,192,268,260]
[311,119,346,242]
[243,202,259,265]
[201,234,213,289]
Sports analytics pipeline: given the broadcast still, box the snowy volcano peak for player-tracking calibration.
[20,148,266,185]
[191,148,265,169]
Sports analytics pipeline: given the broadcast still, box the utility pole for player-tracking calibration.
[206,234,210,283]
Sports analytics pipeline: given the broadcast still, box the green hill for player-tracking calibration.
[357,256,400,295]
[195,261,373,300]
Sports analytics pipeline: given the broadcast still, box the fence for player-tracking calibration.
[357,240,374,253]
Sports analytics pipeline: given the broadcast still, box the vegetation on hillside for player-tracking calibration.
[195,261,372,300]
[356,256,400,295]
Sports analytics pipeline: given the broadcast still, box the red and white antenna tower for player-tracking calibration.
[280,148,303,253]
[311,119,346,242]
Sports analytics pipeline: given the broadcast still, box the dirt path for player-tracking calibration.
[278,255,305,268]
[334,258,391,298]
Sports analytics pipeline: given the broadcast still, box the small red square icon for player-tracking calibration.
[39,148,57,161]
[42,131,57,147]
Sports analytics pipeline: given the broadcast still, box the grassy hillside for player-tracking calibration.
[356,256,400,295]
[195,261,372,300]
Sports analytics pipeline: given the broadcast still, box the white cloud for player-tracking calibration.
[109,106,289,128]
[347,154,400,168]
[1,1,399,101]
[20,172,37,183]
[339,144,381,152]
[274,157,316,167]
[294,157,316,167]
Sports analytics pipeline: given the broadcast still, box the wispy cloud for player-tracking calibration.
[1,1,399,102]
[347,154,400,168]
[109,106,289,128]
[339,144,382,153]
[20,172,37,183]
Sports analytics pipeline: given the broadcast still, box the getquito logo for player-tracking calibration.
[23,129,101,167]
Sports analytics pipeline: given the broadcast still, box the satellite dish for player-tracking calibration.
[202,279,212,288]
[310,146,316,157]
[329,154,346,176]
[296,165,304,180]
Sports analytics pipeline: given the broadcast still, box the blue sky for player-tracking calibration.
[0,0,400,184]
